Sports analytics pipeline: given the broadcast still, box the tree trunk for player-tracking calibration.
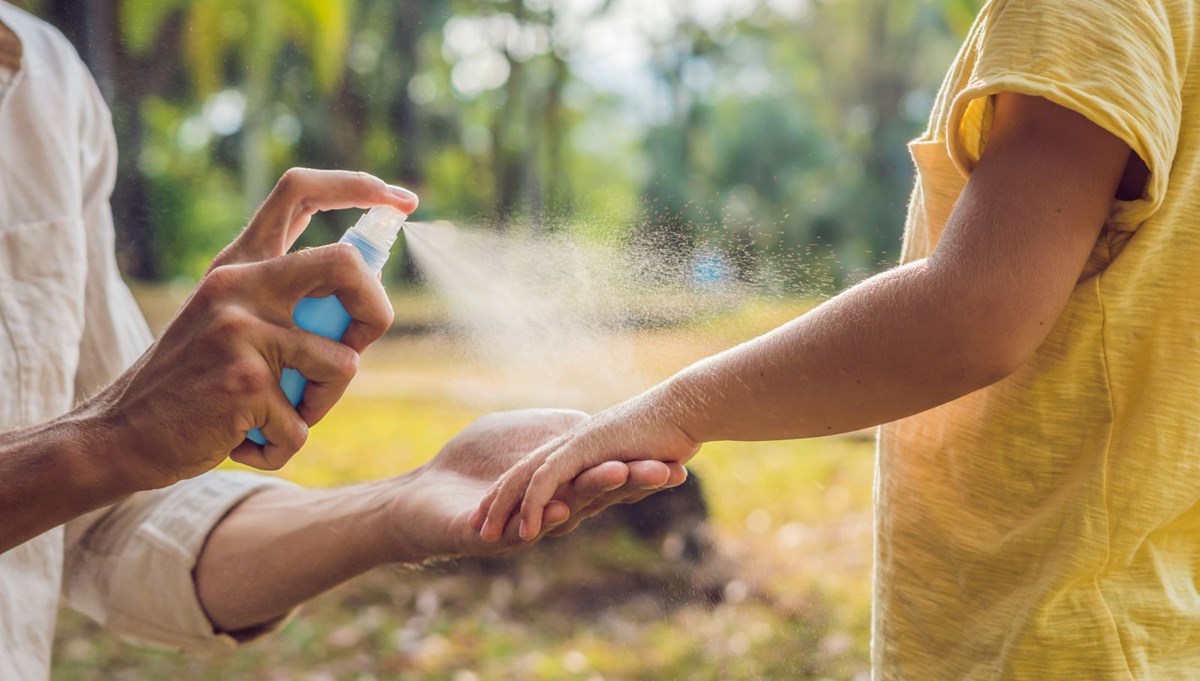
[858,0,918,265]
[541,51,570,219]
[491,0,527,226]
[47,0,162,280]
[242,40,273,218]
[390,0,423,186]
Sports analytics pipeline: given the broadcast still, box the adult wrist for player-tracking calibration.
[18,406,150,524]
[376,468,453,566]
[347,479,413,568]
[65,404,156,498]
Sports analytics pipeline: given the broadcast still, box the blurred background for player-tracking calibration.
[18,0,982,679]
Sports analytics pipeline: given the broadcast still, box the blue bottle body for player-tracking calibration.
[246,296,353,445]
[246,226,392,446]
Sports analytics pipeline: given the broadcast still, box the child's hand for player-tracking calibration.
[469,395,701,542]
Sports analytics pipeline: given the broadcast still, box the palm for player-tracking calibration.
[388,410,586,559]
[475,397,700,542]
[386,409,682,561]
[402,468,523,558]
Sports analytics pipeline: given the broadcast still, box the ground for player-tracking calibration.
[53,287,875,681]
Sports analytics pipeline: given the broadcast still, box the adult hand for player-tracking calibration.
[470,390,700,543]
[382,409,688,562]
[209,168,417,274]
[88,169,418,490]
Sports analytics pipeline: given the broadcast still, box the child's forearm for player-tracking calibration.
[484,255,1036,541]
[647,93,1138,446]
[477,93,1134,541]
[659,257,1023,443]
[652,95,1139,445]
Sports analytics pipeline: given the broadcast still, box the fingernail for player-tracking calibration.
[388,185,419,205]
[518,519,528,539]
[638,483,662,491]
[600,483,623,492]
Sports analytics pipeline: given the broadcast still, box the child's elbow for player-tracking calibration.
[954,311,1050,390]
[976,340,1031,387]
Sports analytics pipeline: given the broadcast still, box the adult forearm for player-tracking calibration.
[662,258,1014,443]
[0,409,140,553]
[194,479,403,633]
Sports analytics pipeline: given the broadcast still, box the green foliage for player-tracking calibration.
[286,0,355,91]
[121,0,352,95]
[119,0,187,56]
[34,0,986,284]
[943,0,987,36]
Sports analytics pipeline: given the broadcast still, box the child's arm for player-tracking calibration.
[474,93,1139,542]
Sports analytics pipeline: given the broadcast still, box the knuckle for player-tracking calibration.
[324,243,363,277]
[530,465,554,487]
[381,298,396,329]
[207,245,236,271]
[263,429,305,468]
[302,333,359,382]
[277,167,308,194]
[289,421,309,452]
[211,306,257,338]
[559,410,590,428]
[222,358,270,396]
[355,170,387,191]
[198,265,240,300]
[334,347,360,381]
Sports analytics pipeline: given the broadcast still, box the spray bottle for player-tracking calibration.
[247,205,408,446]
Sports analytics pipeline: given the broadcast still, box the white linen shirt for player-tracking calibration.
[0,5,293,679]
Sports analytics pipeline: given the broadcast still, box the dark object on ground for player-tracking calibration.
[444,468,736,614]
[610,469,713,564]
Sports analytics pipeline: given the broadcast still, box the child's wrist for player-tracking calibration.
[647,375,706,447]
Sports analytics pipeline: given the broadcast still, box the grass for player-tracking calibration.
[52,287,875,681]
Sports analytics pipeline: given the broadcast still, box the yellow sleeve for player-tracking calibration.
[947,0,1184,228]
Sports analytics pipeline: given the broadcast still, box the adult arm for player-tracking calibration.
[192,410,686,633]
[0,169,414,554]
[475,93,1140,540]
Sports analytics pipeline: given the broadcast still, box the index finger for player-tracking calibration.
[233,169,419,264]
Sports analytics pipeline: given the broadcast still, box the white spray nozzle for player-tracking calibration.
[352,205,408,252]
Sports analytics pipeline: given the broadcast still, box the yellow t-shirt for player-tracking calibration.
[876,1,1199,678]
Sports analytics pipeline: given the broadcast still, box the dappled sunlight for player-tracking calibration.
[26,0,987,674]
[53,288,875,680]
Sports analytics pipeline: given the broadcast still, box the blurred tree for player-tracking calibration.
[942,0,986,36]
[442,0,602,227]
[637,12,715,267]
[633,0,976,283]
[121,0,354,212]
[20,0,987,284]
[43,0,177,279]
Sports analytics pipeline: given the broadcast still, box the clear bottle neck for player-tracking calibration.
[340,206,408,274]
[339,228,390,274]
